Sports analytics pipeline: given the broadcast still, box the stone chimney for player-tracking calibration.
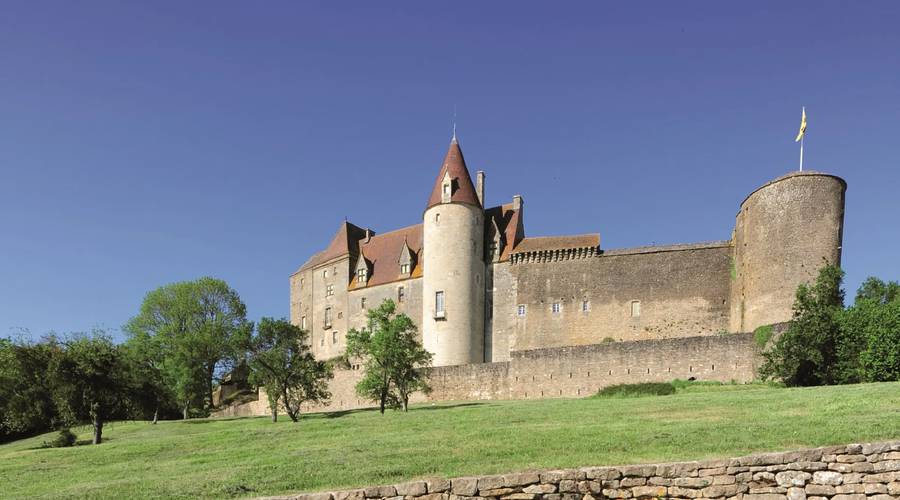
[512,194,523,211]
[364,228,374,243]
[476,171,485,207]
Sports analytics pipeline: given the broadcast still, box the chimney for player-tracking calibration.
[476,171,485,206]
[512,194,523,211]
[365,228,373,243]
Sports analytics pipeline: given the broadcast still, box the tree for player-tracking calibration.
[854,276,900,304]
[47,333,132,444]
[0,337,58,442]
[760,265,846,386]
[247,318,332,422]
[345,299,432,413]
[841,278,900,382]
[124,277,252,417]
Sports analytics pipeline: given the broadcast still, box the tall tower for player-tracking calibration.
[422,135,485,366]
[730,171,846,332]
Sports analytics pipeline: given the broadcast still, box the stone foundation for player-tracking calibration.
[258,440,900,500]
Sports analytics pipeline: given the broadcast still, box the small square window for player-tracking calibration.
[517,305,526,317]
[326,284,334,297]
[552,302,561,314]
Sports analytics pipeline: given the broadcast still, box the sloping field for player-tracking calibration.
[1,382,898,499]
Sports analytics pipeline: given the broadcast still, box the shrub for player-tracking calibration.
[754,324,774,348]
[45,429,77,448]
[594,382,675,398]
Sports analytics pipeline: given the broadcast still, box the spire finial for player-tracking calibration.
[451,105,457,143]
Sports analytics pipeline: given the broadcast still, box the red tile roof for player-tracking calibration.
[512,234,600,254]
[426,139,482,210]
[298,221,368,272]
[485,203,525,261]
[349,223,423,289]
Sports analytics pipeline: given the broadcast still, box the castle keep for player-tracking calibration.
[289,135,846,369]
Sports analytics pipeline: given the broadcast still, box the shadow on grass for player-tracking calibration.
[180,416,258,424]
[321,401,487,419]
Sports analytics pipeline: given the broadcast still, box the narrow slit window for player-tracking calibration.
[435,291,445,318]
[630,300,641,318]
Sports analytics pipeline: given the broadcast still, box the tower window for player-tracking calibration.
[323,269,328,279]
[517,305,526,317]
[582,299,590,312]
[301,316,307,329]
[324,307,332,328]
[434,291,445,318]
[631,300,641,318]
[332,331,338,344]
[435,213,440,223]
[360,297,366,309]
[552,302,562,314]
[326,284,334,296]
[398,286,405,303]
[400,263,410,275]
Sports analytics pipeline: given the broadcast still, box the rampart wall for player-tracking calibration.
[217,332,761,417]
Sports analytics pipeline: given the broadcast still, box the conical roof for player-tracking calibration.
[425,137,482,210]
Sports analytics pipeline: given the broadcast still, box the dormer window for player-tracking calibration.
[357,268,367,283]
[441,172,452,203]
[400,263,409,275]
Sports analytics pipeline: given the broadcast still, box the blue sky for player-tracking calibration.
[1,2,898,340]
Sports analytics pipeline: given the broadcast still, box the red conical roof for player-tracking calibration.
[426,138,482,210]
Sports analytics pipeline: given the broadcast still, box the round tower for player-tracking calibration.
[422,136,485,366]
[730,171,846,332]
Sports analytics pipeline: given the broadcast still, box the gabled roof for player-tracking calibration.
[348,224,424,289]
[484,203,525,261]
[426,138,482,210]
[297,221,368,272]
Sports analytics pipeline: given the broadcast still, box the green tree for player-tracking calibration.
[0,337,58,441]
[124,277,251,417]
[47,333,133,444]
[760,264,846,386]
[345,299,432,413]
[841,278,900,382]
[247,318,332,422]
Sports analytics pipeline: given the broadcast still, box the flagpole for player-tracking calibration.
[799,135,804,172]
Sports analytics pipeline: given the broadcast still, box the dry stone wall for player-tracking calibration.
[259,440,900,500]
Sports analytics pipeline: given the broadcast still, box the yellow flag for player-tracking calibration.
[795,107,807,142]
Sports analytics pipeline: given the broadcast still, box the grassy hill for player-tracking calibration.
[1,381,899,499]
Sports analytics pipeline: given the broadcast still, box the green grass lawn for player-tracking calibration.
[1,381,899,499]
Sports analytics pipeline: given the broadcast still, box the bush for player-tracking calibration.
[754,324,774,348]
[594,382,675,398]
[45,429,77,448]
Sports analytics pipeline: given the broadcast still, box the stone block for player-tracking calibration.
[698,467,726,477]
[835,483,865,494]
[333,490,365,500]
[786,486,806,500]
[863,482,887,494]
[739,453,785,466]
[841,473,863,484]
[417,494,448,500]
[775,471,811,487]
[751,471,775,483]
[394,481,427,497]
[701,484,740,497]
[666,486,700,498]
[558,480,577,493]
[499,494,538,500]
[364,486,396,498]
[297,493,333,500]
[576,481,601,494]
[619,477,646,487]
[479,488,516,497]
[580,467,619,481]
[811,470,842,485]
[426,479,451,494]
[889,481,900,495]
[830,494,865,500]
[867,495,896,500]
[882,451,900,460]
[477,476,506,492]
[450,478,477,496]
[631,486,666,498]
[599,488,631,498]
[804,484,835,496]
[784,461,826,471]
[522,484,556,494]
[712,475,735,485]
[618,465,657,478]
[875,459,900,472]
[861,442,893,454]
[540,470,579,483]
[671,477,710,488]
[828,462,852,473]
[835,454,866,463]
[656,462,699,478]
[739,494,783,500]
[502,473,540,488]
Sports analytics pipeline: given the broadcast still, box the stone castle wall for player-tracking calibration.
[262,440,900,500]
[218,332,761,417]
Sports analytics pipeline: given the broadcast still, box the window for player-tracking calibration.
[323,269,328,279]
[398,286,405,303]
[435,213,440,223]
[435,291,445,318]
[488,242,498,258]
[337,311,342,319]
[332,331,338,344]
[326,284,334,297]
[517,304,526,317]
[582,299,590,312]
[360,297,366,309]
[400,263,410,275]
[552,302,562,314]
[357,268,367,284]
[320,337,325,347]
[631,300,641,318]
[324,307,332,328]
[301,316,307,329]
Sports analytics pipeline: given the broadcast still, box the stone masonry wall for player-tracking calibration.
[217,333,761,416]
[260,440,900,500]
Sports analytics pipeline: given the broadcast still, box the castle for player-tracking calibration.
[289,135,847,368]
